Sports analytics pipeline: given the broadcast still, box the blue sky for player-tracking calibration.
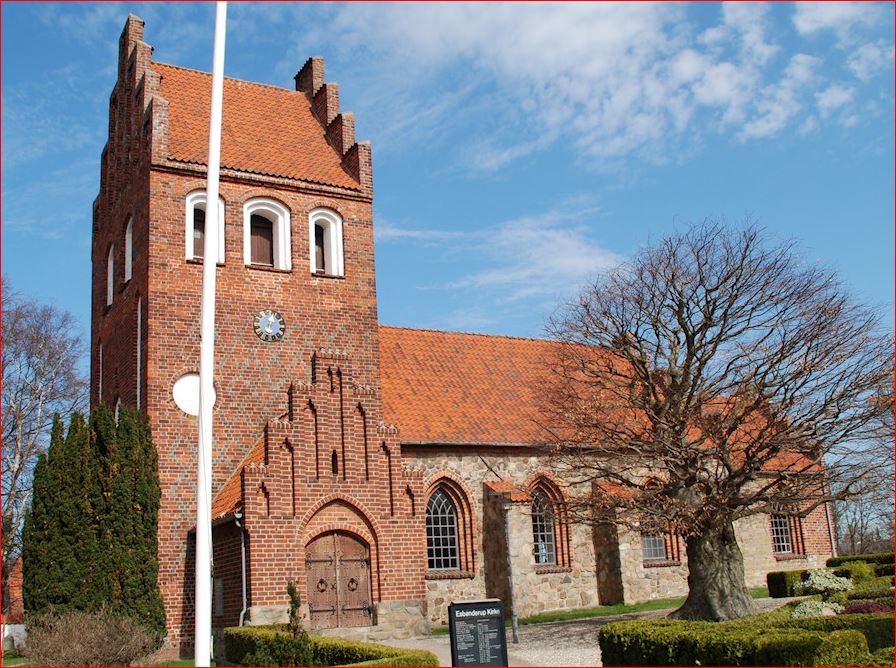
[2,2,893,365]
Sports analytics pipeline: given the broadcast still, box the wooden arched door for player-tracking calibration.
[305,531,372,629]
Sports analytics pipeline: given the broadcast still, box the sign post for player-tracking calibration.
[448,599,509,667]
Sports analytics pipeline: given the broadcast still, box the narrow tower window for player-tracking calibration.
[106,245,115,306]
[308,208,344,276]
[250,214,274,266]
[124,218,133,282]
[315,224,326,273]
[193,208,206,259]
[243,198,291,270]
[185,191,225,263]
[331,450,339,475]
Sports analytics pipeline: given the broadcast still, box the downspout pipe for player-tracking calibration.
[502,499,519,644]
[235,511,248,626]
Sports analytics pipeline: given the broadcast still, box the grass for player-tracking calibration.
[153,661,216,666]
[431,585,771,635]
[2,651,28,666]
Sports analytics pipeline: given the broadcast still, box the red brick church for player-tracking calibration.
[91,15,836,654]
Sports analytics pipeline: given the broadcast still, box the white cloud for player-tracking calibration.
[741,54,820,139]
[816,84,855,119]
[448,208,623,301]
[793,2,885,45]
[847,40,895,80]
[723,3,779,66]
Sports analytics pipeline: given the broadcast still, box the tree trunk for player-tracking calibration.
[670,521,757,621]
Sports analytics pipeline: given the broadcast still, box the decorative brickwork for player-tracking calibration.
[90,15,834,655]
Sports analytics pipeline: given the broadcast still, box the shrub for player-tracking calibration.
[843,602,894,615]
[23,606,161,666]
[767,569,808,598]
[834,560,878,584]
[849,577,895,600]
[794,569,852,596]
[877,563,896,577]
[224,626,439,666]
[871,646,895,666]
[790,600,842,618]
[781,612,895,652]
[828,553,895,568]
[597,618,873,666]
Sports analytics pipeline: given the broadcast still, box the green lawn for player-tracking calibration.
[153,661,216,666]
[2,652,28,666]
[431,586,771,635]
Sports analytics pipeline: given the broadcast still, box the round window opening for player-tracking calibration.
[172,373,216,416]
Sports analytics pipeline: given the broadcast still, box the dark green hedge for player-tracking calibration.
[780,612,894,651]
[223,625,439,667]
[835,561,879,583]
[828,553,895,568]
[870,646,895,666]
[877,564,895,577]
[597,608,895,666]
[767,569,807,598]
[598,619,873,666]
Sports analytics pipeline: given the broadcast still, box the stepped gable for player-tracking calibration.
[152,61,360,190]
[378,326,558,446]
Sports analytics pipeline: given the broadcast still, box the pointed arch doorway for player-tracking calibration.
[305,531,372,628]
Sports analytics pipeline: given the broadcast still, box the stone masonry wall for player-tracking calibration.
[403,448,599,625]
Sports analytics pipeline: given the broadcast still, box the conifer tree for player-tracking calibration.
[22,406,165,637]
[109,406,165,636]
[21,415,63,612]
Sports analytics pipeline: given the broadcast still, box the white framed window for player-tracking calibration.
[124,217,133,282]
[771,514,799,554]
[426,489,459,570]
[106,245,115,305]
[531,488,557,565]
[185,191,226,263]
[642,534,667,562]
[308,208,344,276]
[243,198,291,270]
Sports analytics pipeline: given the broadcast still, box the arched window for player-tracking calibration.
[244,198,291,270]
[124,217,133,282]
[185,191,225,263]
[106,245,115,306]
[426,489,459,570]
[425,480,476,574]
[529,479,572,569]
[308,208,344,276]
[531,489,556,565]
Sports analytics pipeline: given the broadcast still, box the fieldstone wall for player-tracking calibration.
[736,508,832,585]
[404,448,599,624]
[617,530,690,603]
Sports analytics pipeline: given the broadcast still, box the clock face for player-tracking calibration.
[253,309,285,342]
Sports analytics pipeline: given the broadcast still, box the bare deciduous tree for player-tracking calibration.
[2,282,88,616]
[835,388,894,555]
[543,223,892,621]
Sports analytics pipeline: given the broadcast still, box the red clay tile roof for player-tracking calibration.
[379,326,557,445]
[153,62,359,189]
[484,480,532,502]
[212,433,264,520]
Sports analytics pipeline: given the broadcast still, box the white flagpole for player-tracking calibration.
[196,2,227,666]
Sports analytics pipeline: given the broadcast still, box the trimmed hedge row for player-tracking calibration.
[779,612,894,651]
[828,553,894,568]
[767,569,807,598]
[877,563,895,577]
[599,620,871,666]
[598,609,893,666]
[871,646,895,666]
[223,625,439,667]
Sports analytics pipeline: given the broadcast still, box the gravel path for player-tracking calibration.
[388,597,800,667]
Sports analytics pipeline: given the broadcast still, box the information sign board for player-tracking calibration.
[448,599,508,667]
